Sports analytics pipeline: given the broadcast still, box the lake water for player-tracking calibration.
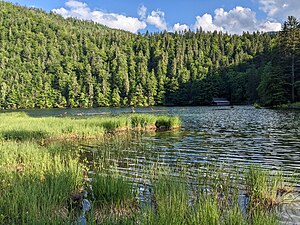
[23,105,300,223]
[24,105,300,173]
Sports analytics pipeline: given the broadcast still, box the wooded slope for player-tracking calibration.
[0,2,299,108]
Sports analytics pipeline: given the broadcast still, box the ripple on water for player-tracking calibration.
[68,106,300,224]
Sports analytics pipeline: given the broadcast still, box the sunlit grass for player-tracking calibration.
[0,141,292,225]
[0,141,83,224]
[90,172,138,224]
[137,167,282,225]
[91,173,134,207]
[245,166,294,209]
[0,113,296,224]
[0,112,181,141]
[155,115,182,129]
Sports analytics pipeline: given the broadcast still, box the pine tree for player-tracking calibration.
[279,16,300,103]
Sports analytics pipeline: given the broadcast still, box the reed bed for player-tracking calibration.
[0,112,296,224]
[89,172,138,224]
[0,112,181,141]
[0,141,83,224]
[135,166,284,225]
[245,166,294,209]
[1,139,295,224]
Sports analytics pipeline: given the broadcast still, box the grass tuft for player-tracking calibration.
[245,166,294,209]
[0,141,83,224]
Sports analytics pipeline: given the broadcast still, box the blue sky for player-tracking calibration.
[7,0,300,34]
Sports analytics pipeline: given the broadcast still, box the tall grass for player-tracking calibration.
[189,196,220,225]
[0,141,83,224]
[0,141,288,225]
[137,168,281,225]
[245,166,293,209]
[91,173,134,207]
[0,112,294,224]
[131,114,156,128]
[150,175,189,224]
[155,115,182,129]
[90,172,138,224]
[0,112,181,141]
[251,211,278,225]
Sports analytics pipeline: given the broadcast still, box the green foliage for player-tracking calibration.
[278,16,300,103]
[155,115,181,129]
[223,206,246,225]
[151,176,189,224]
[251,211,278,225]
[0,2,293,109]
[0,112,181,141]
[130,114,156,128]
[189,196,220,225]
[258,62,289,106]
[91,173,133,206]
[0,138,289,224]
[0,141,83,224]
[138,167,283,225]
[245,166,293,209]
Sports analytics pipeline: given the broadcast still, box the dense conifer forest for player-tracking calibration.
[0,2,299,109]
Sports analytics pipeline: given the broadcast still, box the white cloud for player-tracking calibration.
[146,10,167,31]
[259,21,282,32]
[53,0,146,33]
[65,0,87,9]
[138,5,147,19]
[194,13,223,32]
[215,7,258,33]
[259,0,300,20]
[193,6,282,34]
[52,1,287,34]
[173,23,190,32]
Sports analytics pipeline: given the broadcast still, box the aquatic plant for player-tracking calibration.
[151,175,189,224]
[155,115,181,129]
[91,173,134,206]
[245,166,294,209]
[137,168,281,225]
[0,141,83,224]
[0,112,181,141]
[251,210,278,225]
[89,172,138,224]
[0,113,296,225]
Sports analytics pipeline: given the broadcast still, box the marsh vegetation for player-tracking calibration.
[0,109,299,224]
[0,112,181,141]
[0,139,295,224]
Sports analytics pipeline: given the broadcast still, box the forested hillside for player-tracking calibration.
[0,2,299,109]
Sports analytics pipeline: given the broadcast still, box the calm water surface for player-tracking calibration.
[23,106,300,224]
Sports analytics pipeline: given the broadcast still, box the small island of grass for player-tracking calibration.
[0,112,181,142]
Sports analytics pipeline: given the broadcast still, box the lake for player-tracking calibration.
[22,105,300,223]
[23,105,300,173]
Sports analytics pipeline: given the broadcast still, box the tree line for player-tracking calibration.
[0,2,299,109]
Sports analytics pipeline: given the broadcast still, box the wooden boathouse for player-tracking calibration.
[211,98,230,106]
